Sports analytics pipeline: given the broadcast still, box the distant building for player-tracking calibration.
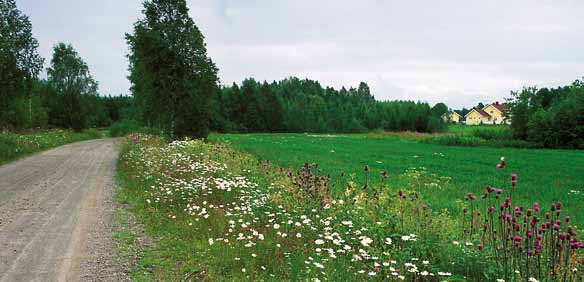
[464,102,509,125]
[465,108,491,125]
[443,112,462,123]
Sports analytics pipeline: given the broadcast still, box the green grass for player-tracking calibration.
[0,129,105,165]
[209,133,584,226]
[447,124,510,135]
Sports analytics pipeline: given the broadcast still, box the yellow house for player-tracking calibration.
[443,112,462,123]
[464,108,491,125]
[464,102,509,125]
[482,102,508,125]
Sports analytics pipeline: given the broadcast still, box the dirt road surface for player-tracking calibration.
[0,138,126,282]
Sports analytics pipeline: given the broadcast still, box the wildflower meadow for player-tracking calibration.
[117,134,583,281]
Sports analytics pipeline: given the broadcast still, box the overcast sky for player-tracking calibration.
[18,0,584,108]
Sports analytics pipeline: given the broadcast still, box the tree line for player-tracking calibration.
[125,1,448,137]
[209,78,448,134]
[0,0,129,131]
[507,79,584,149]
[3,0,448,137]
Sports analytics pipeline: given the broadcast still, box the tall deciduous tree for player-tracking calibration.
[126,0,218,139]
[0,0,44,128]
[47,43,98,131]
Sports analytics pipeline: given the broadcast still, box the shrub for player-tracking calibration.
[108,120,149,137]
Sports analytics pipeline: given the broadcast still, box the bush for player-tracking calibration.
[108,120,149,137]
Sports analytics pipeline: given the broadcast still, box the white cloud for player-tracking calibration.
[18,0,584,108]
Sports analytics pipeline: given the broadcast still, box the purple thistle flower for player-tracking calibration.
[533,202,540,212]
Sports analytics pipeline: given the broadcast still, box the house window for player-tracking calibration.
[490,110,493,114]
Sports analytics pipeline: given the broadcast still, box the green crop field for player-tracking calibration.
[210,133,584,226]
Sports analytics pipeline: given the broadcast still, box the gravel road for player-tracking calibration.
[0,138,126,282]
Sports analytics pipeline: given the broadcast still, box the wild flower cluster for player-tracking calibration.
[461,157,584,281]
[120,135,582,281]
[120,134,457,281]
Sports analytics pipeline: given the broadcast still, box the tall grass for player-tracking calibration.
[423,125,534,148]
[0,129,104,164]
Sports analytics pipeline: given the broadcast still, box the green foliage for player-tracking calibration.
[108,119,153,137]
[507,79,584,148]
[210,78,447,134]
[0,129,104,164]
[0,0,44,129]
[126,0,219,139]
[46,43,99,131]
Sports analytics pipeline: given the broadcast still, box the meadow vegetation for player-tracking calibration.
[118,134,584,281]
[424,125,532,148]
[0,129,103,164]
[210,133,584,227]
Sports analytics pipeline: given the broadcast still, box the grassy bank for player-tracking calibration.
[117,134,583,281]
[0,129,104,165]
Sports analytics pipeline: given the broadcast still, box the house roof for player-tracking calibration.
[451,112,461,117]
[489,102,506,112]
[465,108,491,118]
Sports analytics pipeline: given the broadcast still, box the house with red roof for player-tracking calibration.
[464,102,509,125]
